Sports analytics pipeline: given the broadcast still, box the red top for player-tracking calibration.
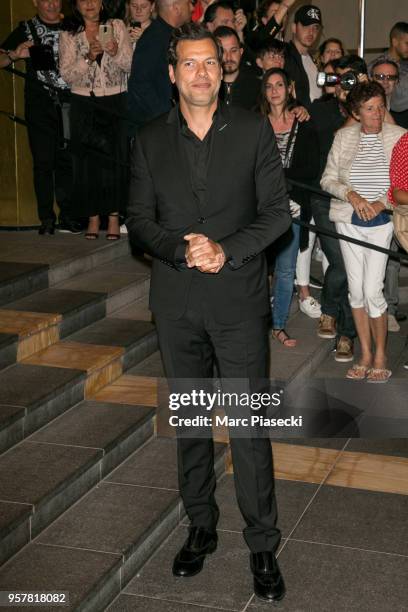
[388,132,408,205]
[192,1,204,22]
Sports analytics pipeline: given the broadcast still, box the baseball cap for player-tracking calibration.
[294,5,322,26]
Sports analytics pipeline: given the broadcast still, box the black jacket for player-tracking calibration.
[127,17,174,133]
[285,119,320,249]
[246,16,283,52]
[219,67,261,111]
[284,41,313,109]
[126,103,291,323]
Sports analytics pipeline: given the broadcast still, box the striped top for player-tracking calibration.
[349,133,390,202]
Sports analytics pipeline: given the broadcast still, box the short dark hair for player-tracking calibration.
[390,21,408,43]
[168,23,223,68]
[256,39,285,59]
[203,1,234,24]
[259,67,296,116]
[335,54,367,75]
[257,0,281,22]
[370,58,399,78]
[347,81,386,115]
[213,25,240,46]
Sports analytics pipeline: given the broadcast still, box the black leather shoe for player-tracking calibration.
[250,552,285,602]
[172,527,217,577]
[38,219,55,235]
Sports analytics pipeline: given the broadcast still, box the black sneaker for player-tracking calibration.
[38,219,55,235]
[58,219,82,234]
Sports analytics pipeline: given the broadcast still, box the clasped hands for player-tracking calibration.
[347,190,385,220]
[184,233,226,274]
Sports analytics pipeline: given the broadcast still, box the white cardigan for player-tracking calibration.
[320,122,406,223]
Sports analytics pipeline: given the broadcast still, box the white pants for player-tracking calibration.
[335,221,393,318]
[296,218,329,286]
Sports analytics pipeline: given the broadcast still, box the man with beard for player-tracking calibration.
[284,4,322,107]
[126,22,290,603]
[128,0,192,131]
[215,26,261,110]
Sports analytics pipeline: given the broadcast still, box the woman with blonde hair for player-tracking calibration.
[124,0,155,47]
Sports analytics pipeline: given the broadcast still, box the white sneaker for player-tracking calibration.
[120,224,128,234]
[299,296,322,318]
[387,314,400,332]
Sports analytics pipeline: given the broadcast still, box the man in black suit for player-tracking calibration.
[127,0,192,133]
[126,23,290,602]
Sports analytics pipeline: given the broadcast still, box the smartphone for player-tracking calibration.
[98,24,114,48]
[29,44,56,71]
[130,20,141,28]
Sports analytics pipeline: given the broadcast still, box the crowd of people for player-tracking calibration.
[1,0,408,379]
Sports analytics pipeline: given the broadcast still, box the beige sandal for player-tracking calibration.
[366,368,392,383]
[346,364,370,380]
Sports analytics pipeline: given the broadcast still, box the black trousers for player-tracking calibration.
[311,195,356,339]
[155,279,281,554]
[25,86,73,223]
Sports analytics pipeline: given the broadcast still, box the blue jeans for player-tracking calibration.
[271,222,300,329]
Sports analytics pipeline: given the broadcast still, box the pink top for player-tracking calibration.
[59,19,133,97]
[388,131,408,205]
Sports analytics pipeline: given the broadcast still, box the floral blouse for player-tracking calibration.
[59,19,133,97]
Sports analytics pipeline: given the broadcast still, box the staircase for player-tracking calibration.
[0,234,228,611]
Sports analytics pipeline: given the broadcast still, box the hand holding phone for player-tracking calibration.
[98,24,114,49]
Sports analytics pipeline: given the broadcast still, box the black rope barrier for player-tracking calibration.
[1,64,408,264]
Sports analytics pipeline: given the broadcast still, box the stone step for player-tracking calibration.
[0,364,86,454]
[0,262,49,308]
[0,437,227,610]
[56,255,151,315]
[0,231,130,289]
[0,318,157,454]
[0,401,155,567]
[0,263,151,370]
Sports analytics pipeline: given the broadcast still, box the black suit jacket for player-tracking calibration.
[126,103,291,323]
[127,17,174,133]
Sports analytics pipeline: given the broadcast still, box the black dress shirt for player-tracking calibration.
[179,109,217,214]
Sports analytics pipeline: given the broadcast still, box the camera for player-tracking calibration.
[129,20,141,28]
[316,70,358,91]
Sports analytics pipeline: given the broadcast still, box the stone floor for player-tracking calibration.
[0,231,407,611]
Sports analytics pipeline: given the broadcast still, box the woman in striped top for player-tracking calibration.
[321,81,406,382]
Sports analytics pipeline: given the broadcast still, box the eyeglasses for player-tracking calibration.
[264,52,285,59]
[373,73,399,82]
